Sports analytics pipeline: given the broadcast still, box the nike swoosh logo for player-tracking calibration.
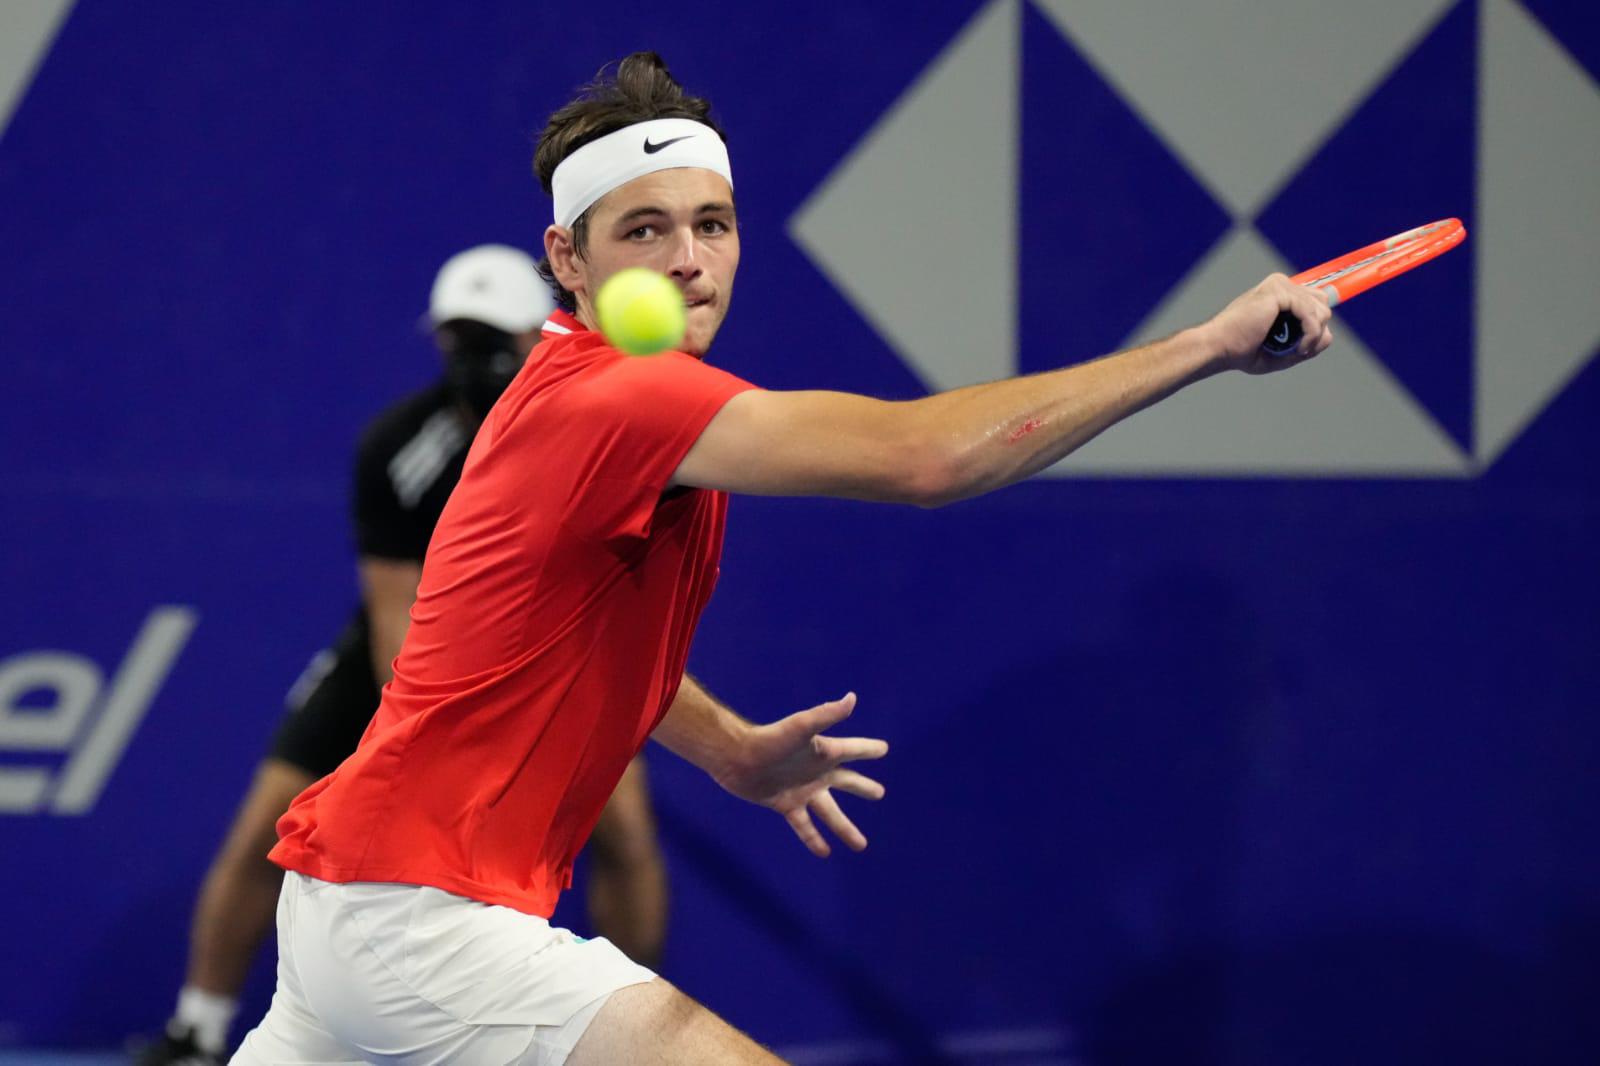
[643,135,694,154]
[1271,320,1292,344]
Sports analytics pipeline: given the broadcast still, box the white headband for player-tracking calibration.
[550,118,732,230]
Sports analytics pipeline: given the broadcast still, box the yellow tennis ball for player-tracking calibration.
[595,268,686,356]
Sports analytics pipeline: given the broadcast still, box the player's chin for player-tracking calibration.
[682,300,725,356]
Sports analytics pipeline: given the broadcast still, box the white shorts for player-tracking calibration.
[231,872,657,1065]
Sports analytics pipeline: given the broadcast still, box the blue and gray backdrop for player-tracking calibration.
[2,2,1597,1062]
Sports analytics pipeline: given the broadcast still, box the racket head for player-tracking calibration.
[1291,217,1467,307]
[1261,217,1468,356]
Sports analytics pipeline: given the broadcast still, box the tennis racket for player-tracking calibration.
[1262,217,1467,355]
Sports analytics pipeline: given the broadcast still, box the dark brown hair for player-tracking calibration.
[533,52,727,312]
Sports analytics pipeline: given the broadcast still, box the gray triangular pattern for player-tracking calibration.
[1475,0,1600,463]
[789,0,1017,393]
[1043,227,1471,476]
[1032,0,1455,220]
[0,1,74,143]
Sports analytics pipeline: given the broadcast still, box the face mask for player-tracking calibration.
[437,321,526,419]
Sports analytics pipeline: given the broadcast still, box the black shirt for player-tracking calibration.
[352,381,471,561]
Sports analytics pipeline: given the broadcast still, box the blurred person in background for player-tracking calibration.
[138,245,669,1066]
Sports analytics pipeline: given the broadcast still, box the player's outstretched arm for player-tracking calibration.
[652,677,888,857]
[673,274,1333,505]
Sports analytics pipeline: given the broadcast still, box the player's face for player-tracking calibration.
[554,168,739,356]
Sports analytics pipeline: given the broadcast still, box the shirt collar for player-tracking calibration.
[540,309,587,337]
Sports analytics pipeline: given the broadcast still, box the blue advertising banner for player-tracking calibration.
[3,1,1597,1061]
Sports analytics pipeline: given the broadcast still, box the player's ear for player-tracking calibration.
[544,225,586,296]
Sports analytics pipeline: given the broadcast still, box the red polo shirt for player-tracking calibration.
[270,310,756,916]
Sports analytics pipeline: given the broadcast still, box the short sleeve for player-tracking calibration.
[559,351,756,545]
[352,429,430,560]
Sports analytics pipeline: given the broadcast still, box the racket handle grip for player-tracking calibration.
[1261,310,1302,356]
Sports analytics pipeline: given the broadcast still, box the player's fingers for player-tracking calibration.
[1268,273,1304,309]
[1315,322,1335,355]
[828,768,886,801]
[1268,273,1313,307]
[799,692,857,734]
[1301,300,1334,356]
[1287,291,1329,357]
[786,806,831,858]
[811,790,868,851]
[817,735,890,767]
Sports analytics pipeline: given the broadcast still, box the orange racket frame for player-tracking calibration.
[1263,217,1467,355]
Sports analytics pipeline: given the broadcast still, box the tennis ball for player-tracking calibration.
[595,268,686,356]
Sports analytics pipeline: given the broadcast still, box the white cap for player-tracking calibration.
[428,244,552,332]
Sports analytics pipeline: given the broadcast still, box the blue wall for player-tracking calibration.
[2,2,1597,1062]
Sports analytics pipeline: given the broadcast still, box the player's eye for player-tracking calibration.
[699,219,729,236]
[626,225,654,240]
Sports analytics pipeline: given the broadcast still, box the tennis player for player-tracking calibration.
[139,245,668,1066]
[232,53,1333,1065]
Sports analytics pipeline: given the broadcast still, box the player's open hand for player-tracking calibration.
[713,692,888,857]
[1208,273,1335,373]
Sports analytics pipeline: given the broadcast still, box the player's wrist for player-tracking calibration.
[1176,321,1237,377]
[716,717,760,784]
[686,706,755,792]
